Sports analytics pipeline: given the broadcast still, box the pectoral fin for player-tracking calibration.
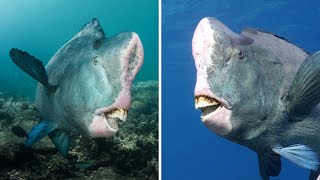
[273,144,319,171]
[258,152,281,180]
[9,48,58,93]
[48,129,70,157]
[284,51,320,121]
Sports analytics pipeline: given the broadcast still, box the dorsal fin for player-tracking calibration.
[256,29,289,42]
[72,18,105,42]
[243,28,289,41]
[242,28,310,55]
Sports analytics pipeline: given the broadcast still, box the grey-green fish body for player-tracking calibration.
[192,17,320,180]
[9,19,144,156]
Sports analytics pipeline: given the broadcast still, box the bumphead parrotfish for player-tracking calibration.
[9,18,144,156]
[192,17,320,180]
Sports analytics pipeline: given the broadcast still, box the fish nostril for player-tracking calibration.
[93,56,99,65]
[238,50,245,59]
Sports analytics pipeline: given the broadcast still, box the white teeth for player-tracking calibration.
[195,96,220,109]
[105,108,128,122]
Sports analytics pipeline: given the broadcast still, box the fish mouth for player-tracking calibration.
[104,108,128,131]
[195,95,223,119]
[195,95,233,136]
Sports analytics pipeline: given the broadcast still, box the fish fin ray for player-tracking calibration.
[48,129,70,157]
[258,152,281,180]
[273,144,319,171]
[25,121,55,147]
[284,51,320,121]
[9,48,58,93]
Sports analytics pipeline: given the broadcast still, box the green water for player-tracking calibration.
[0,0,158,99]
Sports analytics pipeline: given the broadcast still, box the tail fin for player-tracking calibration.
[9,48,58,93]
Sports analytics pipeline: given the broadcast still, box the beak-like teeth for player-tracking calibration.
[105,108,128,121]
[195,96,220,109]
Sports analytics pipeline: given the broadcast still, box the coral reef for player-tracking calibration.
[0,80,158,180]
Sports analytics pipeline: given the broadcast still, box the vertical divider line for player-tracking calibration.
[158,0,162,179]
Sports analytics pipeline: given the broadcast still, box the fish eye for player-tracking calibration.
[92,56,99,65]
[237,49,245,59]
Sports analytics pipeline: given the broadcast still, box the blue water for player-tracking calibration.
[162,0,320,179]
[0,0,158,99]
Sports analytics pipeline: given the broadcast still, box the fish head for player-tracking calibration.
[192,17,284,140]
[57,19,143,138]
[87,31,143,138]
[87,31,144,137]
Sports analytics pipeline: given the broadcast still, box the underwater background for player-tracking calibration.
[162,0,320,179]
[0,0,158,179]
[0,0,158,100]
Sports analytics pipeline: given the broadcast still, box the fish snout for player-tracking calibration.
[192,17,233,112]
[192,17,235,136]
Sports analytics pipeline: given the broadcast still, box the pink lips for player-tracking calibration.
[89,115,117,137]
